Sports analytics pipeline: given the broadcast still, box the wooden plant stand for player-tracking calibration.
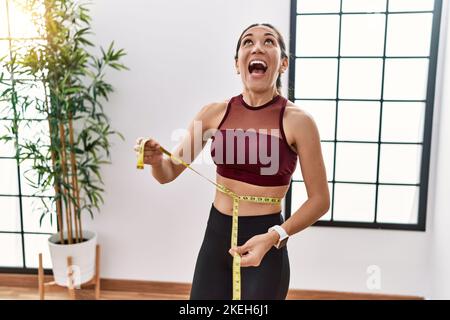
[38,244,101,300]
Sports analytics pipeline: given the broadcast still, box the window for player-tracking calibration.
[0,0,56,273]
[286,0,443,230]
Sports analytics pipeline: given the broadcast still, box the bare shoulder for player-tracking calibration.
[198,99,230,130]
[284,100,314,123]
[203,100,229,114]
[283,100,320,149]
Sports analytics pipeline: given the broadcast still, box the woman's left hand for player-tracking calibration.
[228,232,278,267]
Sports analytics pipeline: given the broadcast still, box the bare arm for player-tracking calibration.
[135,101,226,184]
[280,106,331,236]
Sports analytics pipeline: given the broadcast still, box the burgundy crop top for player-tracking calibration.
[210,93,298,187]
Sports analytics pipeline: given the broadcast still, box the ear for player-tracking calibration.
[280,56,289,74]
[235,58,240,74]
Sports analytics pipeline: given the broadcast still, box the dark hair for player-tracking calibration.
[234,23,288,94]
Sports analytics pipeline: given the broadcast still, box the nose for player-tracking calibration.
[251,41,265,54]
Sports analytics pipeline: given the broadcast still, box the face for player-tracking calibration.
[235,26,288,93]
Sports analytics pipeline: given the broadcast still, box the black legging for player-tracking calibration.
[190,202,290,300]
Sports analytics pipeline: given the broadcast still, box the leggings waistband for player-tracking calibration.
[207,202,284,238]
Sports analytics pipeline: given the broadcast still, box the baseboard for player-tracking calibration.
[0,273,423,300]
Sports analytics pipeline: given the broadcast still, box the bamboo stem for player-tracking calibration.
[79,215,83,242]
[41,2,64,245]
[58,120,73,244]
[49,120,64,245]
[68,113,82,243]
[44,88,64,245]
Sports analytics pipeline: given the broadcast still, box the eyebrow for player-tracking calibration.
[242,32,277,40]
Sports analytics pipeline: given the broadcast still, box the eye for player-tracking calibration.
[265,38,275,45]
[243,39,253,46]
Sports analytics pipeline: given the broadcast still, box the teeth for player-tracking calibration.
[249,60,267,68]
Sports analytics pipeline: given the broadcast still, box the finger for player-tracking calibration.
[228,247,239,257]
[239,255,254,267]
[145,141,160,150]
[144,155,158,161]
[146,146,160,153]
[235,244,250,255]
[147,149,162,156]
[149,142,161,150]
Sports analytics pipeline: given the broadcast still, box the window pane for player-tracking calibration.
[339,58,383,99]
[0,41,10,76]
[386,13,433,56]
[291,181,307,210]
[295,58,338,99]
[293,159,302,181]
[18,120,50,146]
[388,0,434,12]
[0,80,13,118]
[381,102,425,142]
[322,142,334,182]
[14,81,48,119]
[0,0,8,38]
[333,183,376,222]
[340,14,386,56]
[337,101,380,142]
[342,0,387,12]
[0,120,16,157]
[293,142,334,182]
[0,159,19,194]
[377,185,419,224]
[297,0,340,13]
[0,196,20,231]
[379,144,422,184]
[296,15,340,56]
[10,40,47,80]
[0,233,22,267]
[335,142,378,182]
[291,181,333,221]
[290,0,439,230]
[8,0,41,38]
[297,100,336,141]
[320,182,333,221]
[24,233,52,268]
[383,58,429,100]
[19,158,55,197]
[22,196,57,233]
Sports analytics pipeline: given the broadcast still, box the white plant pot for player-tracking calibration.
[48,230,97,287]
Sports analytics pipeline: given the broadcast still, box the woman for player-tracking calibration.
[134,23,330,300]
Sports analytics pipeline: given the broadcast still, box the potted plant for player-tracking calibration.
[0,0,127,287]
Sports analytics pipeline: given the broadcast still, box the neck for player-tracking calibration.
[241,88,279,107]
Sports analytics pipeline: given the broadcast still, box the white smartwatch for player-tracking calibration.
[268,225,289,249]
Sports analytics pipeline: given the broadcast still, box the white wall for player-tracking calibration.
[428,0,450,300]
[79,0,450,298]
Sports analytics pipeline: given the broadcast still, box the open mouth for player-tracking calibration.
[248,59,268,75]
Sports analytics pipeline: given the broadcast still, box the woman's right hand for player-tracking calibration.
[134,137,163,167]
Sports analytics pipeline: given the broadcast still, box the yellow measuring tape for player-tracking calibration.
[136,139,281,300]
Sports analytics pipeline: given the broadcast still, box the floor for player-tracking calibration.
[0,286,188,300]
